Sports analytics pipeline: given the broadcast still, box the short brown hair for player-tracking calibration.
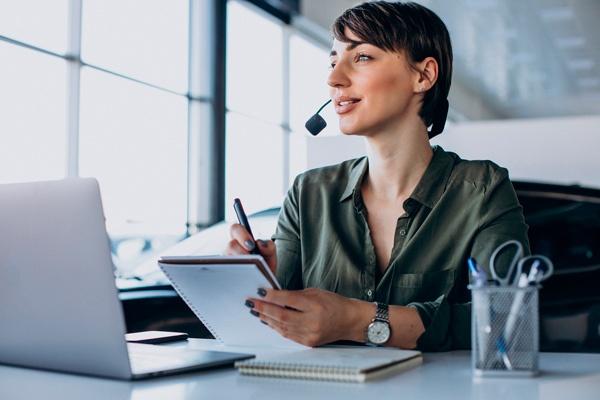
[332,1,452,137]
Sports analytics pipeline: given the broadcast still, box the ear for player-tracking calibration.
[413,57,439,94]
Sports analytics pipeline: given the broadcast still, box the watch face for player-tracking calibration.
[368,320,391,345]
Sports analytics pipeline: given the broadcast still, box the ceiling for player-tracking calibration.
[299,0,600,120]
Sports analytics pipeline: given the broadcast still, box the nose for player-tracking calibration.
[327,63,351,89]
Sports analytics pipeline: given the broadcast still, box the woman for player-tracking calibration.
[226,1,529,351]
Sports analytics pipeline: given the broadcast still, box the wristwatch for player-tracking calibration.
[366,302,391,346]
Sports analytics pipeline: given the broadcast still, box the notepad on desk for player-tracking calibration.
[235,347,422,383]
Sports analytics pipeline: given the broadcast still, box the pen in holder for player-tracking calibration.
[470,285,539,377]
[468,243,552,377]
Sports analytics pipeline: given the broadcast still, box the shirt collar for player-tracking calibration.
[339,157,369,203]
[409,145,455,209]
[338,146,455,209]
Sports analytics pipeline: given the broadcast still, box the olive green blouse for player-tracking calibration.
[272,145,530,351]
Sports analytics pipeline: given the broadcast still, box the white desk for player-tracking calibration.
[1,339,598,400]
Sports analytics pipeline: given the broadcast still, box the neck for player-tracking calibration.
[362,116,433,202]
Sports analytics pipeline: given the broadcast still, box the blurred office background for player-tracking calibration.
[1,0,599,349]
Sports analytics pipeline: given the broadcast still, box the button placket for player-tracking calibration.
[357,201,378,302]
[395,217,410,249]
[385,216,412,280]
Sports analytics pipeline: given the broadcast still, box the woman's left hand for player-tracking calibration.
[247,288,362,347]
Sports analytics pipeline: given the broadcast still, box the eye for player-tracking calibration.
[329,61,337,70]
[356,53,372,62]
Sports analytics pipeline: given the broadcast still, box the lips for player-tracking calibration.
[334,96,361,115]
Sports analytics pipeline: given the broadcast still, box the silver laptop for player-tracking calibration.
[0,178,253,380]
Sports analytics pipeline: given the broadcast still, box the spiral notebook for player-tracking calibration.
[235,347,422,383]
[158,255,305,349]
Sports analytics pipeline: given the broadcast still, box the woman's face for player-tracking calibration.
[328,29,422,136]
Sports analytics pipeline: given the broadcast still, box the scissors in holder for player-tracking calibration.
[489,240,554,287]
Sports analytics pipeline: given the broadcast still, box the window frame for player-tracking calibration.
[0,0,335,277]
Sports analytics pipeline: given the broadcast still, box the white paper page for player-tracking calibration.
[159,262,304,349]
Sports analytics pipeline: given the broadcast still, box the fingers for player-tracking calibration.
[256,239,276,256]
[224,239,249,256]
[229,223,256,252]
[258,314,306,344]
[249,300,312,345]
[257,313,321,347]
[255,239,277,274]
[225,224,278,273]
[249,299,304,328]
[258,288,308,311]
[247,293,326,347]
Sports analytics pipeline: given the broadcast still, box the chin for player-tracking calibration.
[337,117,358,135]
[338,119,372,137]
[340,128,362,136]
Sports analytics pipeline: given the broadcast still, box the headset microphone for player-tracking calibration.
[304,99,332,136]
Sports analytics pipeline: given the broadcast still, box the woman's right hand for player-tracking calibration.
[225,223,277,275]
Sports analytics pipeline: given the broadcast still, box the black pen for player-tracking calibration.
[233,198,259,255]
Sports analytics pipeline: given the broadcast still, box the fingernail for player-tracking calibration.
[244,240,255,251]
[257,288,267,297]
[258,239,268,247]
[245,299,254,309]
[250,310,259,317]
[260,320,268,325]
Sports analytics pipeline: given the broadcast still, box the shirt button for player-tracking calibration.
[367,289,373,297]
[399,229,406,236]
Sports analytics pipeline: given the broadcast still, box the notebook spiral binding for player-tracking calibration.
[160,265,222,343]
[236,361,362,383]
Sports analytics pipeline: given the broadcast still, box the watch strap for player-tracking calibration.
[374,302,389,323]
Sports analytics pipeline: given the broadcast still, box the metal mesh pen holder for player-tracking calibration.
[470,286,539,377]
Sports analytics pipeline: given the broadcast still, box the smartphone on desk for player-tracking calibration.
[125,331,189,344]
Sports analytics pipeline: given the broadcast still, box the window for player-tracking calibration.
[81,0,189,93]
[1,0,335,278]
[0,0,69,54]
[226,1,284,123]
[225,112,285,217]
[79,67,188,237]
[0,41,67,183]
[78,0,191,274]
[0,1,192,278]
[225,1,287,220]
